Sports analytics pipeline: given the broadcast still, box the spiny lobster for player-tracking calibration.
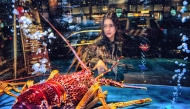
[12,14,152,109]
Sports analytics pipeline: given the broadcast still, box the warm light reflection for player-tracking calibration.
[141,10,150,14]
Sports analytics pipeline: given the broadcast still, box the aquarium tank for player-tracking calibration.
[0,0,189,109]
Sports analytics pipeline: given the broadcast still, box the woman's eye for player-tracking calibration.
[103,24,114,28]
[110,25,114,27]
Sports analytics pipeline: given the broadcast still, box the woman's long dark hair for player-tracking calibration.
[101,10,123,42]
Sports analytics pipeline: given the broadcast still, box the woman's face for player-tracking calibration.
[103,18,116,42]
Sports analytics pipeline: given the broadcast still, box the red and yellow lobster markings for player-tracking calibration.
[12,69,151,109]
[11,14,152,109]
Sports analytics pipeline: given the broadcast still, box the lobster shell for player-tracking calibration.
[12,70,95,109]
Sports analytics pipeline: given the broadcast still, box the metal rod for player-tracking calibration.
[13,12,17,79]
[20,29,27,74]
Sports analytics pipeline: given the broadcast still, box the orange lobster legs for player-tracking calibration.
[76,83,110,109]
[95,98,152,109]
[75,82,152,109]
[20,80,34,93]
[0,81,27,98]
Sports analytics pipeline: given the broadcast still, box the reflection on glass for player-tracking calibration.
[0,1,190,109]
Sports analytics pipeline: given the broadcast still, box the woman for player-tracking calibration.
[83,11,127,81]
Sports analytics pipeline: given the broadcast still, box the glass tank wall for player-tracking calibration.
[0,0,189,109]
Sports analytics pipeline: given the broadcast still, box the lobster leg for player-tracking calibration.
[67,46,84,73]
[96,88,110,109]
[2,86,22,98]
[46,70,60,81]
[12,86,23,93]
[20,80,34,93]
[85,91,108,109]
[0,82,27,98]
[94,98,152,109]
[2,87,18,98]
[76,83,109,109]
[111,98,152,108]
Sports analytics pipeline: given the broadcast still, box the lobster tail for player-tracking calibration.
[12,88,48,109]
[12,81,65,109]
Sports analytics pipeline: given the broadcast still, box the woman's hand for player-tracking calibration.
[92,59,108,75]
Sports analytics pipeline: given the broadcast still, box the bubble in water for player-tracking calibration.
[174,69,180,73]
[183,1,188,5]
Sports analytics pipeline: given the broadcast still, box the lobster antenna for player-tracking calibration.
[40,14,90,73]
[95,56,124,79]
[3,74,49,82]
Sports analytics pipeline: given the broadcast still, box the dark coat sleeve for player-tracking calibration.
[81,36,104,68]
